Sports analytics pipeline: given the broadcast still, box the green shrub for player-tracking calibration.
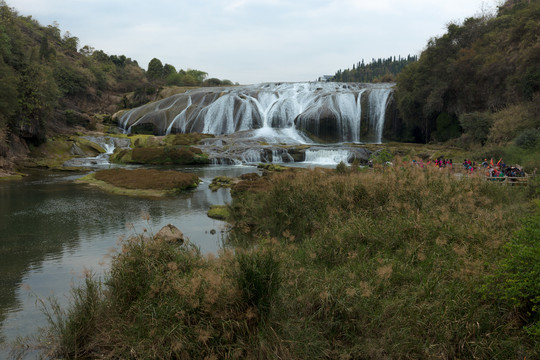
[335,161,348,174]
[459,112,493,145]
[483,208,540,338]
[515,128,539,149]
[369,148,393,164]
[433,112,461,142]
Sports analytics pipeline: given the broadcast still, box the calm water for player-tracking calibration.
[0,165,258,358]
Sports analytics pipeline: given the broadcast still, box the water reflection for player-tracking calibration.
[0,165,258,356]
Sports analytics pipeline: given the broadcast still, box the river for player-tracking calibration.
[0,165,258,358]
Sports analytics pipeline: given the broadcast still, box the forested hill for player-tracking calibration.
[331,55,418,83]
[0,2,230,159]
[394,0,540,146]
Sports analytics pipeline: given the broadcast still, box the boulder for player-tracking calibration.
[155,224,184,244]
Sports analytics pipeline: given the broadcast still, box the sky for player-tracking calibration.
[10,0,499,85]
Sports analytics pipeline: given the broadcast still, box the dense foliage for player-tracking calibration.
[0,2,148,143]
[395,0,540,144]
[331,55,417,83]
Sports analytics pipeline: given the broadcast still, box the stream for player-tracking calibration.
[0,165,258,358]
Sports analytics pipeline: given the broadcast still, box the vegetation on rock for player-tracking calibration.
[76,168,200,197]
[109,134,212,165]
[207,205,229,220]
[209,176,234,191]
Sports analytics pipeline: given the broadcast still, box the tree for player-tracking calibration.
[182,74,197,86]
[459,112,492,145]
[147,58,163,81]
[79,45,94,56]
[62,31,79,53]
[185,69,207,84]
[0,59,18,128]
[39,35,55,61]
[162,63,176,78]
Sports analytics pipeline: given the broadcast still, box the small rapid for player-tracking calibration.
[63,136,131,168]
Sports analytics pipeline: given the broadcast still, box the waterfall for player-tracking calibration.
[119,82,394,144]
[368,87,393,144]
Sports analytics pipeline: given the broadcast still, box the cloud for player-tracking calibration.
[9,0,496,84]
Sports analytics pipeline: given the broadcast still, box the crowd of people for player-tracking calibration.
[409,157,528,179]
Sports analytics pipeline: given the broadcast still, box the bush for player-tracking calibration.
[515,128,539,149]
[432,112,461,142]
[459,112,492,145]
[335,161,348,174]
[483,208,540,337]
[369,148,393,164]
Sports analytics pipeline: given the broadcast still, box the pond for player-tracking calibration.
[0,165,258,358]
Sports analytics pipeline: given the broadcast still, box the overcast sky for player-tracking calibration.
[11,0,498,84]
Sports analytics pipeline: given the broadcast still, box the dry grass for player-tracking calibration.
[94,168,199,191]
[37,164,538,359]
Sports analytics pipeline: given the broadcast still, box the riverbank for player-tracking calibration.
[32,164,539,359]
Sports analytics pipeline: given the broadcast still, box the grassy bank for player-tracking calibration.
[76,168,200,197]
[32,165,538,359]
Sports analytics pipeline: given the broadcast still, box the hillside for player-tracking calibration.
[394,0,539,153]
[0,2,230,172]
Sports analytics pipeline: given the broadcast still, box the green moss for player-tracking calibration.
[130,146,209,165]
[0,173,24,181]
[109,148,133,163]
[257,163,289,172]
[207,205,229,220]
[209,176,234,191]
[74,137,106,155]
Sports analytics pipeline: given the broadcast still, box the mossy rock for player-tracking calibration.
[74,137,106,155]
[169,133,214,146]
[257,163,289,172]
[0,173,24,181]
[110,148,133,163]
[209,176,234,191]
[111,146,209,165]
[207,205,229,220]
[131,146,209,165]
[133,135,159,148]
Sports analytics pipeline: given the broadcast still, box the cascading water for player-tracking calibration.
[304,149,352,165]
[118,82,394,144]
[63,136,131,167]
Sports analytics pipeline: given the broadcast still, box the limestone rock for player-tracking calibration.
[155,224,184,244]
